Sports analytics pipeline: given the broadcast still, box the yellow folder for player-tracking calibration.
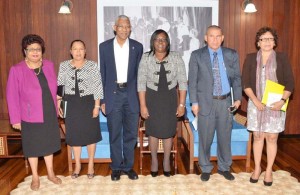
[261,80,289,111]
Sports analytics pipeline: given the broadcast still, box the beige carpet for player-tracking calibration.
[10,170,300,194]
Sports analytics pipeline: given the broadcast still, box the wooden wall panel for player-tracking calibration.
[0,0,299,134]
[0,0,97,119]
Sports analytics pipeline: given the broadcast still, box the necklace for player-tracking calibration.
[25,60,42,75]
[34,66,41,75]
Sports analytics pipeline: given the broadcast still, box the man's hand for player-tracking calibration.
[191,104,199,116]
[101,104,106,115]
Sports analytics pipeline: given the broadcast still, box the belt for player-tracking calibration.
[213,93,230,100]
[117,82,127,88]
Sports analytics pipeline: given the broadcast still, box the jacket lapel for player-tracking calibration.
[203,47,213,78]
[127,39,135,79]
[108,39,117,79]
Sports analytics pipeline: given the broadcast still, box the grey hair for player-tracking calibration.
[115,15,130,25]
[206,25,223,35]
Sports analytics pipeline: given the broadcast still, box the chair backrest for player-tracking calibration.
[234,110,247,126]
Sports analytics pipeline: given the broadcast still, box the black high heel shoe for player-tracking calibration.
[163,171,171,177]
[263,180,273,186]
[249,169,261,183]
[150,171,158,177]
[250,177,258,183]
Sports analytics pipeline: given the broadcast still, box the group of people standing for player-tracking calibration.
[6,14,294,191]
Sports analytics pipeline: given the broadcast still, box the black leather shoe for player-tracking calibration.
[151,171,158,177]
[123,169,138,180]
[218,170,235,181]
[200,172,210,181]
[250,172,259,183]
[263,180,273,186]
[111,170,121,181]
[250,177,258,183]
[163,171,171,177]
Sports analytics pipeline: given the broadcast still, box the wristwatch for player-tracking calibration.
[179,103,185,107]
[281,98,287,103]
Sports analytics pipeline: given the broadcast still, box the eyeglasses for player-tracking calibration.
[259,38,275,42]
[154,38,167,43]
[71,48,85,51]
[26,48,42,53]
[116,25,131,30]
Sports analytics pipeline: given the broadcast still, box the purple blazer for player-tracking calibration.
[6,60,58,124]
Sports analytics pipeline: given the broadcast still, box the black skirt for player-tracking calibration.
[145,62,177,139]
[64,70,102,146]
[21,69,61,157]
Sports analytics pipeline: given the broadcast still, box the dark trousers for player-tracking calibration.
[197,98,233,173]
[107,87,139,171]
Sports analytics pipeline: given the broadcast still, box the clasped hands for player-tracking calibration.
[140,105,185,119]
[253,99,284,111]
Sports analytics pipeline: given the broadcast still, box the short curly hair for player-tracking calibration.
[21,34,45,57]
[255,27,278,49]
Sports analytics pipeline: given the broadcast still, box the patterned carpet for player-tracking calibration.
[10,170,300,194]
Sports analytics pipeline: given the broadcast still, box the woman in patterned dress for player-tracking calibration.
[242,27,294,186]
[57,40,103,179]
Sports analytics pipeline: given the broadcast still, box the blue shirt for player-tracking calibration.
[208,47,230,96]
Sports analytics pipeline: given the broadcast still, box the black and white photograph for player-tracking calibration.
[97,0,219,74]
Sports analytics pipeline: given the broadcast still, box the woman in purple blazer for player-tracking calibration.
[6,34,62,191]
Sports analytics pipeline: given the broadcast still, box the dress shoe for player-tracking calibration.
[200,172,210,181]
[48,176,62,184]
[218,170,235,181]
[111,170,121,181]
[30,179,40,191]
[87,173,95,179]
[263,180,273,186]
[163,171,171,177]
[249,177,258,183]
[250,171,261,183]
[71,172,80,179]
[123,169,138,180]
[150,171,158,177]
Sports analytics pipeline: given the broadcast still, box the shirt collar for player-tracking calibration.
[114,37,129,48]
[208,47,222,56]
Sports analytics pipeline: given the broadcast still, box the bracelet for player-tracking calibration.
[281,98,286,103]
[94,105,101,108]
[179,103,185,107]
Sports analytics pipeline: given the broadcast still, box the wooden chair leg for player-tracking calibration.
[174,135,178,174]
[25,158,29,174]
[139,128,144,173]
[246,132,252,172]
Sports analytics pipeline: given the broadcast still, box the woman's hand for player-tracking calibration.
[253,99,265,111]
[270,100,285,111]
[140,105,149,119]
[176,105,185,117]
[12,123,21,130]
[57,99,63,118]
[93,107,100,118]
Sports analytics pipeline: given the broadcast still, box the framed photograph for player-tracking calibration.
[97,0,219,74]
